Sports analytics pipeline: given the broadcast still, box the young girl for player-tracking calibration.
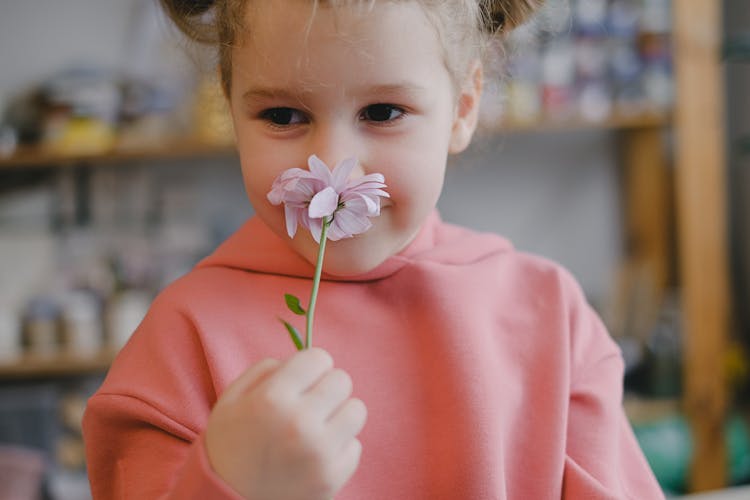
[83,0,664,498]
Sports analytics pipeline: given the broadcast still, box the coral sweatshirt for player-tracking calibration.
[83,211,664,499]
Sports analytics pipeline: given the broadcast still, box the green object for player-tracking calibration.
[284,294,306,315]
[727,414,750,485]
[633,415,692,493]
[633,412,750,493]
[280,320,304,351]
[305,218,330,348]
[278,216,331,350]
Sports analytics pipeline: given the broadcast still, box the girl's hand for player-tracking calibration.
[204,348,367,500]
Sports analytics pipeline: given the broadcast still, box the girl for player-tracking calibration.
[82,1,664,498]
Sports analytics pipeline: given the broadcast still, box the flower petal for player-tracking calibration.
[344,174,389,200]
[348,172,384,184]
[341,193,378,216]
[267,189,283,205]
[332,209,372,238]
[331,157,358,191]
[360,193,380,215]
[308,186,339,218]
[267,154,389,242]
[285,206,299,238]
[308,217,323,243]
[307,155,332,184]
[268,168,319,206]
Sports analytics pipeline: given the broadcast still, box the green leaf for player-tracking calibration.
[284,293,306,315]
[280,319,304,351]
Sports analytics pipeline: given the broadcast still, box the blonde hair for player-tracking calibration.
[159,0,543,95]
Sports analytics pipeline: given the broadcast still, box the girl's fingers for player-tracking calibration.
[327,438,363,492]
[220,358,282,404]
[266,347,334,396]
[326,398,367,450]
[301,368,353,419]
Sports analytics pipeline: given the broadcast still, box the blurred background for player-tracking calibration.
[0,0,748,498]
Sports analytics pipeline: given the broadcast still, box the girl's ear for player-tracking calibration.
[449,60,483,154]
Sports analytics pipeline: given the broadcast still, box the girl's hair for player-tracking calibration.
[159,0,543,94]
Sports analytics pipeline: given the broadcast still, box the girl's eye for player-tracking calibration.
[260,108,307,126]
[360,104,404,123]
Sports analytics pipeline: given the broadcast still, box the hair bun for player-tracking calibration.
[166,0,215,17]
[481,0,544,34]
[159,0,218,43]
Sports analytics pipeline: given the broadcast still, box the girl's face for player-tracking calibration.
[229,0,480,276]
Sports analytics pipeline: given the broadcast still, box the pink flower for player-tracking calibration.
[267,155,389,242]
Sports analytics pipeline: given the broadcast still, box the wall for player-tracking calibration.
[439,129,622,303]
[0,0,135,106]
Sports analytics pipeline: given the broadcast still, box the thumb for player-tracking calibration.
[220,358,281,404]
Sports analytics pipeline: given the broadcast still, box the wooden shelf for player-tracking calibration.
[0,349,118,378]
[486,110,671,134]
[0,137,236,170]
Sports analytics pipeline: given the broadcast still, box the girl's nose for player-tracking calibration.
[310,123,365,177]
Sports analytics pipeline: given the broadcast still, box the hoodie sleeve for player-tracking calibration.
[82,289,243,499]
[560,272,665,500]
[83,393,243,500]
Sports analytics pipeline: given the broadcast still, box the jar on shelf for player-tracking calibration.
[23,296,61,358]
[0,307,22,362]
[61,290,103,357]
[106,290,151,350]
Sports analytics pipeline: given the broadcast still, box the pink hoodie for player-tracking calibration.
[83,212,664,499]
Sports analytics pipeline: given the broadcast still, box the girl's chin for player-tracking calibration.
[317,240,390,277]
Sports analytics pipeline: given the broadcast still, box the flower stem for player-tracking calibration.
[306,217,330,348]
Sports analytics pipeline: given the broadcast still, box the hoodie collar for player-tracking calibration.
[197,211,443,282]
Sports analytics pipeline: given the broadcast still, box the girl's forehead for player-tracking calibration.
[243,0,435,44]
[234,0,448,86]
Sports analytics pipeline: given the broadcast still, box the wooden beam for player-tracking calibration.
[618,126,673,342]
[673,0,731,492]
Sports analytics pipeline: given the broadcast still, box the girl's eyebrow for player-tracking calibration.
[241,82,426,103]
[242,87,298,102]
[360,83,427,98]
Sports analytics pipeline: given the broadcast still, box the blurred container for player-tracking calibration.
[541,41,576,120]
[0,125,17,158]
[640,0,671,34]
[506,50,542,123]
[0,307,22,362]
[46,115,116,156]
[23,296,61,358]
[62,290,103,357]
[106,290,150,349]
[499,0,673,124]
[608,0,641,38]
[578,80,613,122]
[574,0,609,36]
[0,446,47,500]
[40,67,121,125]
